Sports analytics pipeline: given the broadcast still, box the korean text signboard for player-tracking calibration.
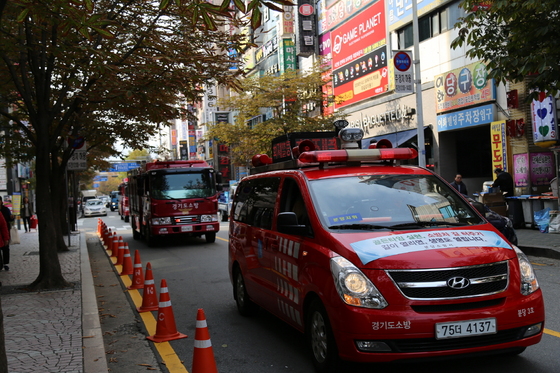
[490,120,507,173]
[67,140,87,171]
[513,154,529,187]
[331,0,388,108]
[393,50,413,94]
[530,152,555,186]
[434,62,496,114]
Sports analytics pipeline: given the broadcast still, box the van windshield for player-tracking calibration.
[308,174,484,230]
[150,170,215,199]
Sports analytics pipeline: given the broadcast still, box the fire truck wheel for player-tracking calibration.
[143,224,156,247]
[206,232,216,243]
[306,298,340,373]
[132,226,141,240]
[233,266,259,316]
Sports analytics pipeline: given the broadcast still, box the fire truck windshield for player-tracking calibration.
[307,174,484,230]
[150,170,216,199]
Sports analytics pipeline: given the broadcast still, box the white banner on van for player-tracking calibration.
[350,229,512,264]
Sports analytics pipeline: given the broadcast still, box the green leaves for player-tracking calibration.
[452,0,560,98]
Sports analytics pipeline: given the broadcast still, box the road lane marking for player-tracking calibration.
[545,328,560,338]
[100,234,189,373]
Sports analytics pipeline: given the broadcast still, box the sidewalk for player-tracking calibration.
[0,228,107,373]
[0,225,558,372]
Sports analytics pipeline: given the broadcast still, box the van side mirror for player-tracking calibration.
[277,212,308,236]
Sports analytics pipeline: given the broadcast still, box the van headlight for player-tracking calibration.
[330,256,388,309]
[514,247,539,295]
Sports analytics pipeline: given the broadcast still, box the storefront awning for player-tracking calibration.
[361,127,428,148]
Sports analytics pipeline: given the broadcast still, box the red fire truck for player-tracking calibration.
[128,160,221,246]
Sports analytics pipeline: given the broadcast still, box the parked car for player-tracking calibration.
[467,197,518,246]
[83,199,107,217]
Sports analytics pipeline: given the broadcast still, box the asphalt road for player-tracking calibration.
[83,214,560,373]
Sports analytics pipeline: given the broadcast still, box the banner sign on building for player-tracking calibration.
[434,62,496,114]
[179,140,188,160]
[531,94,558,147]
[530,152,555,186]
[490,120,507,173]
[330,0,388,108]
[217,143,231,182]
[387,0,445,29]
[513,153,529,187]
[436,103,495,132]
[317,0,377,34]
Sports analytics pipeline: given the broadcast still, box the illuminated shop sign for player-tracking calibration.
[330,0,388,108]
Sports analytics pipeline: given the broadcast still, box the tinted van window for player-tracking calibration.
[233,177,280,230]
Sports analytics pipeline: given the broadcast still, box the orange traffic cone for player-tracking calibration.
[147,279,188,343]
[115,237,125,263]
[120,243,134,275]
[137,263,159,313]
[192,308,218,373]
[128,250,144,290]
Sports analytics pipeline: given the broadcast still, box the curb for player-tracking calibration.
[80,231,109,373]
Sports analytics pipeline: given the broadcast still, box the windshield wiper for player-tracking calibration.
[328,223,395,231]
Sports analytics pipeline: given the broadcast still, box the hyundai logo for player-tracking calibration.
[447,276,470,289]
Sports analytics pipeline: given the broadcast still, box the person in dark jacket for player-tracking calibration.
[20,197,34,233]
[492,168,514,197]
[450,174,468,196]
[0,200,13,270]
[0,205,10,271]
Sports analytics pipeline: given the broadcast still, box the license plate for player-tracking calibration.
[435,318,496,340]
[181,225,193,232]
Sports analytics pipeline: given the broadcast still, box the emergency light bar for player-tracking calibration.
[298,148,418,163]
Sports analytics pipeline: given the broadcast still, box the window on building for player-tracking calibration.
[396,0,461,49]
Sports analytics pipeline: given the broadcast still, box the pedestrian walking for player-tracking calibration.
[0,211,10,271]
[0,200,13,270]
[20,197,34,233]
[450,174,468,196]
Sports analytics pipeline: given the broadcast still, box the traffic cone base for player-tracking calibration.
[146,279,187,343]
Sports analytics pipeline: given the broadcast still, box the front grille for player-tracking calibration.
[411,298,505,313]
[387,327,524,353]
[386,261,509,300]
[174,215,198,224]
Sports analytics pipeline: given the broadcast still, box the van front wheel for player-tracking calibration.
[306,299,340,373]
[233,267,259,316]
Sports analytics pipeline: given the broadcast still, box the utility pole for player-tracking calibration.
[412,0,426,167]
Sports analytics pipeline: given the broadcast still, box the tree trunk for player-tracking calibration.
[52,161,69,252]
[28,140,70,291]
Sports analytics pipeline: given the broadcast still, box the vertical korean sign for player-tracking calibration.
[490,120,507,173]
[214,112,231,183]
[393,50,413,94]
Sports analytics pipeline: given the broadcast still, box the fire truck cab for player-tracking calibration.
[128,160,221,246]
